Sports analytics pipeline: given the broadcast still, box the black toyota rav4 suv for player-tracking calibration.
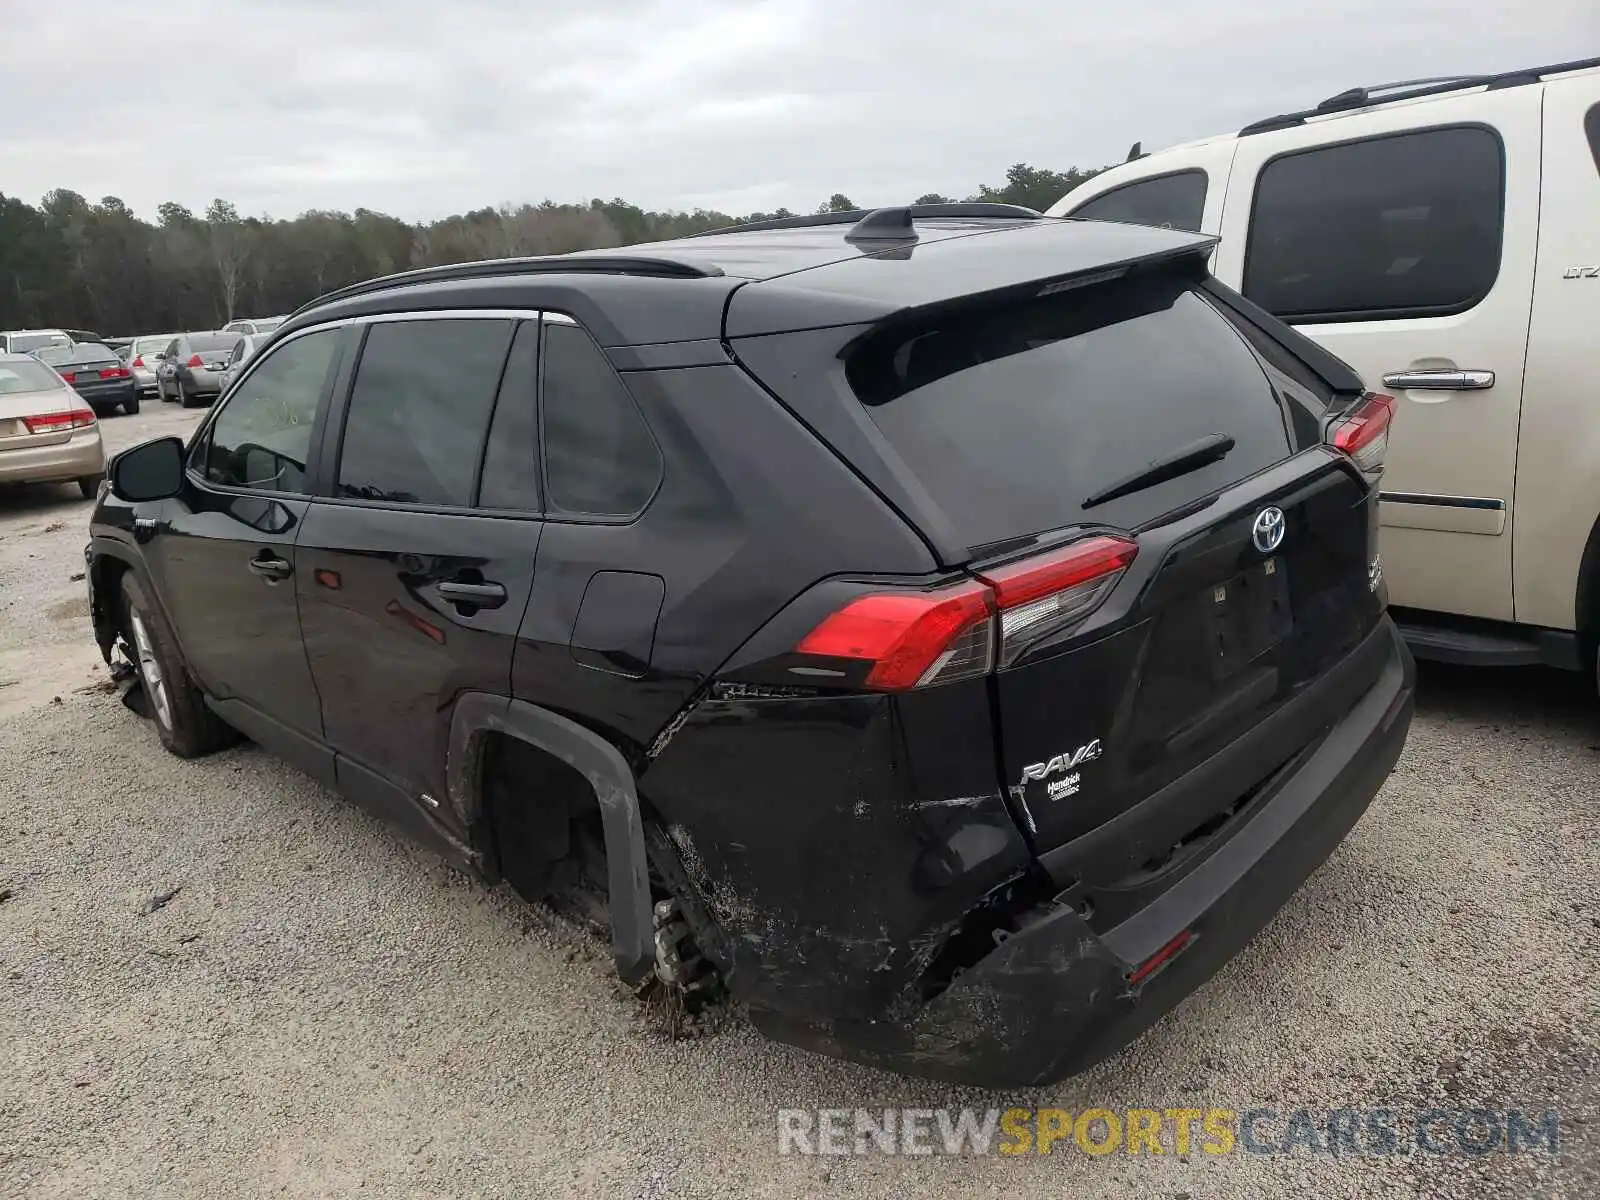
[86,204,1414,1086]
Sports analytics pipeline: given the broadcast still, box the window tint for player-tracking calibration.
[1069,170,1207,232]
[846,275,1292,546]
[1243,126,1503,322]
[337,318,513,506]
[190,332,241,353]
[199,328,341,493]
[477,321,541,511]
[541,321,662,517]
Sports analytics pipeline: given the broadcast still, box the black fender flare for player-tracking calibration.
[85,535,151,662]
[446,692,653,986]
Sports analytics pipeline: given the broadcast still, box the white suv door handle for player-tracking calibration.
[1381,369,1495,391]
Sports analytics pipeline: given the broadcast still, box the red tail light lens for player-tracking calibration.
[57,371,77,383]
[1328,392,1394,481]
[22,410,96,434]
[132,356,145,368]
[186,354,204,368]
[793,535,1137,691]
[796,584,994,690]
[98,366,131,379]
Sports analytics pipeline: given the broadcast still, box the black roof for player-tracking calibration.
[283,207,1216,350]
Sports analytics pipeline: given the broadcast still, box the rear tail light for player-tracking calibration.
[57,371,76,383]
[186,354,204,368]
[792,535,1137,691]
[132,356,145,368]
[98,366,131,379]
[1327,391,1394,482]
[21,409,96,434]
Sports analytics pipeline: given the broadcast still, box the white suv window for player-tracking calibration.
[1068,170,1207,232]
[1243,125,1504,323]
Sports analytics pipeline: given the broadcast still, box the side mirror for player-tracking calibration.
[110,436,185,502]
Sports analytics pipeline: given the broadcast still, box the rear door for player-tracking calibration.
[295,313,541,845]
[1214,89,1541,622]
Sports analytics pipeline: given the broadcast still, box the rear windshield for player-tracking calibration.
[0,359,64,393]
[32,345,77,365]
[847,274,1296,548]
[190,333,242,352]
[7,332,66,353]
[39,343,118,365]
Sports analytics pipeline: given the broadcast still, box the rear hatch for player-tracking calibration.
[729,228,1385,856]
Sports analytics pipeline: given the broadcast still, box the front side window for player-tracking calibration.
[1243,125,1504,322]
[197,328,342,493]
[1068,170,1207,232]
[541,321,662,518]
[336,318,513,506]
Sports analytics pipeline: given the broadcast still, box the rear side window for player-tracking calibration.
[847,274,1293,547]
[477,320,542,512]
[541,321,661,518]
[1243,126,1504,322]
[337,318,514,506]
[1068,170,1207,232]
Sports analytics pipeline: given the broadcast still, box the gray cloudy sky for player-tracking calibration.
[4,0,1595,222]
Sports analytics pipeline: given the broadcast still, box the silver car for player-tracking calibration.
[125,334,177,396]
[221,315,286,336]
[216,332,268,393]
[0,352,106,497]
[155,332,243,407]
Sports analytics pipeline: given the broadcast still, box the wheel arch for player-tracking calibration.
[446,692,653,985]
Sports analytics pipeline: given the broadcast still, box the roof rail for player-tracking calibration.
[289,254,723,318]
[1239,55,1600,136]
[689,202,1042,238]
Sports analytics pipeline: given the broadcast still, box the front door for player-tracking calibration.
[154,325,348,778]
[295,315,540,841]
[1213,86,1542,623]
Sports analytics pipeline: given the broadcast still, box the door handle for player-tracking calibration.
[1381,369,1495,391]
[248,553,293,581]
[436,580,507,610]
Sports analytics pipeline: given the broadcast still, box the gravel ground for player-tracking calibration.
[2,404,1597,1198]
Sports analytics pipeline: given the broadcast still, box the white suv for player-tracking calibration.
[1048,57,1600,677]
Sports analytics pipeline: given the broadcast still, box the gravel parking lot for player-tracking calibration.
[3,403,1598,1199]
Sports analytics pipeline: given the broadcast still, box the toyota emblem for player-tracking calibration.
[1252,507,1286,554]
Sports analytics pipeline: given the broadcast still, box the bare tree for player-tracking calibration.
[205,199,253,323]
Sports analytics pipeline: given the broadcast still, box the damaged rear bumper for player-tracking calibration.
[751,619,1415,1087]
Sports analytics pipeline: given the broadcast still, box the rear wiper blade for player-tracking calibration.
[1082,432,1236,510]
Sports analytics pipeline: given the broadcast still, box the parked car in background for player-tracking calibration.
[125,334,177,396]
[31,342,140,415]
[222,315,286,336]
[1046,56,1600,679]
[106,337,134,357]
[217,332,266,393]
[0,329,71,354]
[0,352,105,497]
[62,328,102,344]
[155,332,242,407]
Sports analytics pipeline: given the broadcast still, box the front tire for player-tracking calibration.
[119,574,235,758]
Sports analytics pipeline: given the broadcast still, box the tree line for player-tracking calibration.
[0,162,1105,337]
